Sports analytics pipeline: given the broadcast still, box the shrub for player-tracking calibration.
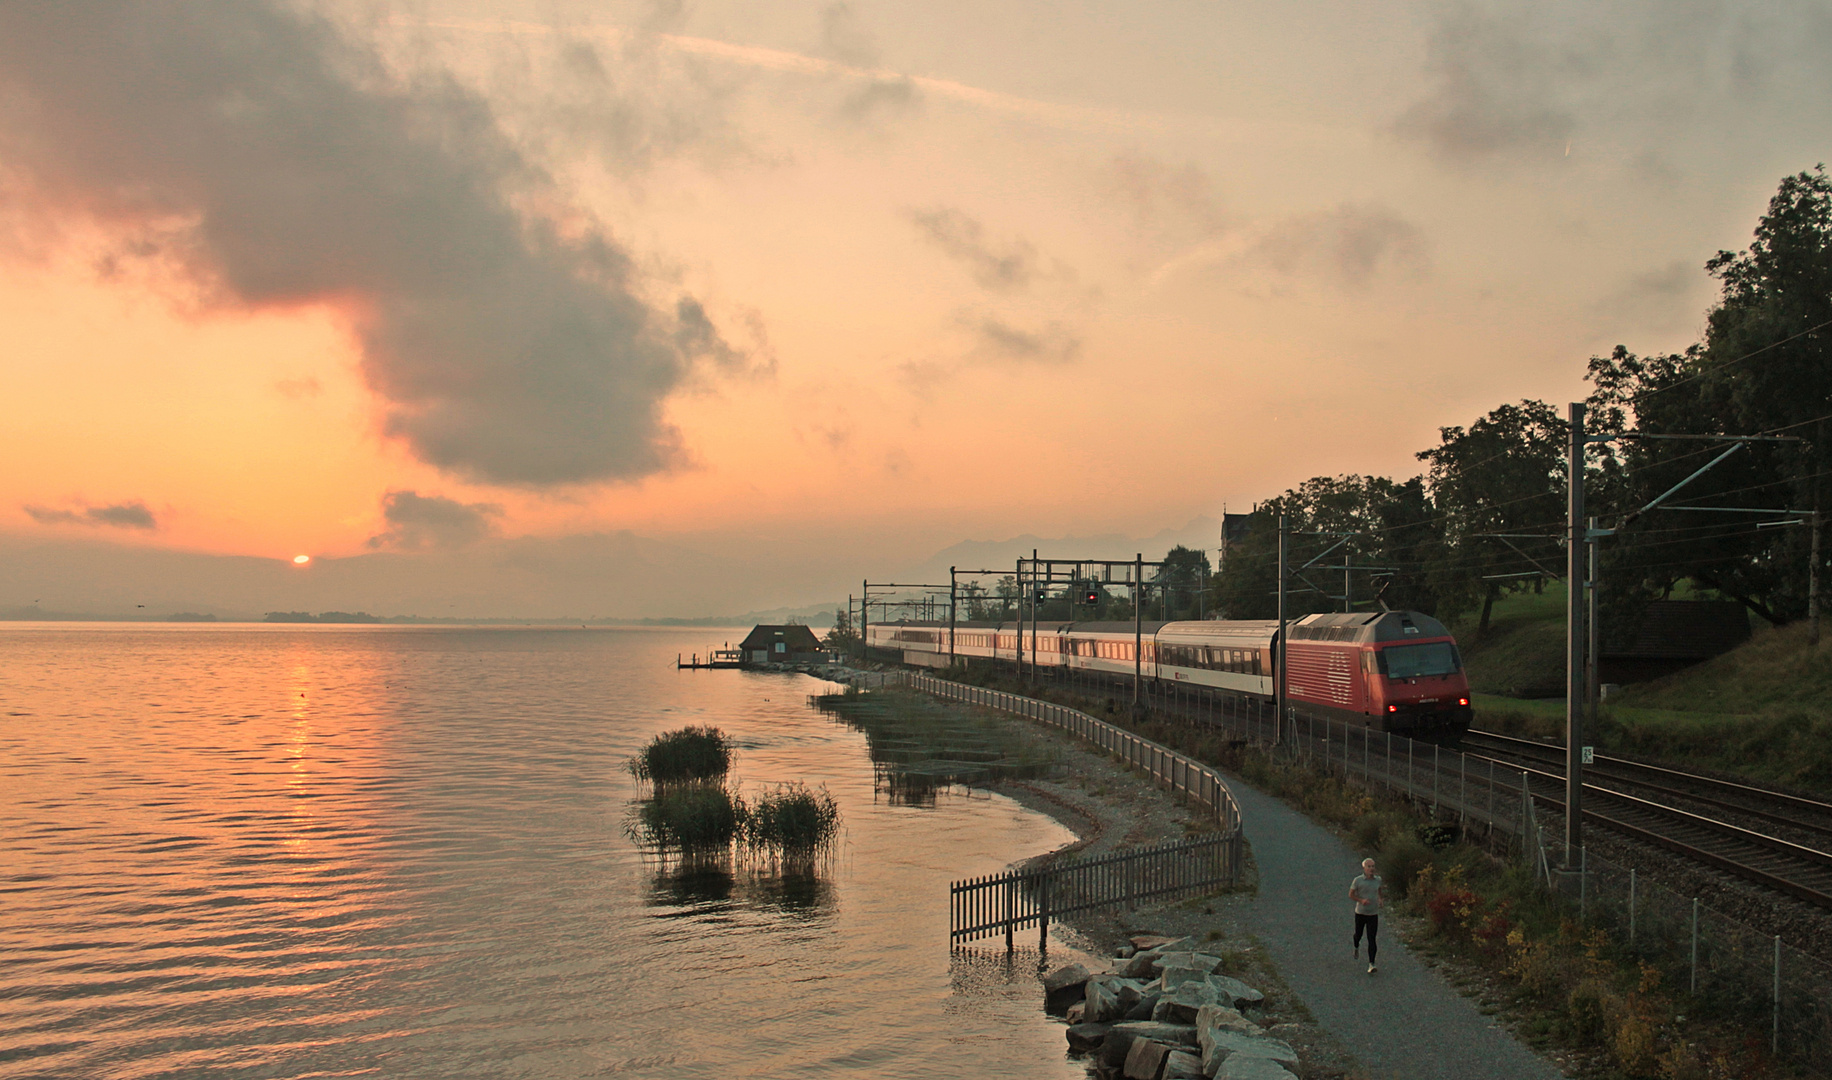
[629,784,741,854]
[1566,978,1610,1045]
[741,783,841,862]
[629,726,734,785]
[1376,834,1433,899]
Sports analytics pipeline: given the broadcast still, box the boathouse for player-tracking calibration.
[738,624,826,665]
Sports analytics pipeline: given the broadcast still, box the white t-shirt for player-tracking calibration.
[1351,874,1383,915]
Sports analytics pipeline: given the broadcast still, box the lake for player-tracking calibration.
[0,624,1087,1079]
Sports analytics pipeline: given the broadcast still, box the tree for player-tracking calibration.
[823,608,859,653]
[1417,401,1568,634]
[1584,168,1832,624]
[1208,474,1443,620]
[1158,545,1212,619]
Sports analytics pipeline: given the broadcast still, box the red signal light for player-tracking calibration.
[1386,705,1398,713]
[1458,697,1470,706]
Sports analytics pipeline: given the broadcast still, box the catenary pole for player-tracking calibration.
[1031,548,1039,679]
[1567,402,1586,860]
[1588,517,1600,712]
[949,566,958,669]
[1276,514,1288,749]
[1133,552,1143,714]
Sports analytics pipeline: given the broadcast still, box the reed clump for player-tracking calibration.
[629,784,742,855]
[628,725,734,786]
[741,783,842,862]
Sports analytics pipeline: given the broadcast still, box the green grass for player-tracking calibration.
[1466,608,1832,792]
[1448,586,1571,698]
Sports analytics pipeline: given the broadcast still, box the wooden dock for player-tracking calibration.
[677,648,744,670]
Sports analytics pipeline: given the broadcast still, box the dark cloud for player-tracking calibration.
[0,2,759,487]
[908,208,1040,291]
[366,490,501,551]
[1394,1,1832,166]
[1246,205,1429,288]
[1592,258,1703,332]
[838,78,919,124]
[819,2,881,67]
[24,501,157,529]
[965,315,1082,365]
[1394,4,1574,162]
[673,297,773,377]
[1106,153,1228,238]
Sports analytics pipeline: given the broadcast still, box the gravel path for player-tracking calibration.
[1226,777,1565,1080]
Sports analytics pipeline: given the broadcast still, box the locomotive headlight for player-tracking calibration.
[1386,705,1398,713]
[1458,697,1470,706]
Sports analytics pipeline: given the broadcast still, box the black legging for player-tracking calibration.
[1354,913,1380,963]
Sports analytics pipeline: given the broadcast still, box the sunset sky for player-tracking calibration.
[3,1,1831,617]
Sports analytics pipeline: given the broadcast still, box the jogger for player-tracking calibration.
[1349,857,1385,974]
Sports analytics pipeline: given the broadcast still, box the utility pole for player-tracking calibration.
[1133,552,1143,714]
[1276,515,1288,748]
[949,566,958,668]
[1343,552,1352,613]
[1586,518,1601,713]
[1812,509,1822,648]
[1566,403,1586,861]
[1031,548,1040,679]
[1014,557,1025,680]
[861,580,869,662]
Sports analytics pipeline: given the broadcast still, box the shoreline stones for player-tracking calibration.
[1043,938,1298,1080]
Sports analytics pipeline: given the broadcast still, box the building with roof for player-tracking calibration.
[737,624,828,665]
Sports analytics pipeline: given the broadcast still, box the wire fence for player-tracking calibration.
[951,834,1239,951]
[889,666,1832,1066]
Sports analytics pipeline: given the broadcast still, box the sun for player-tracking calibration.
[293,554,311,565]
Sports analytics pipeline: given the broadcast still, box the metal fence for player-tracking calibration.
[952,834,1238,951]
[907,673,1244,834]
[896,667,1832,1067]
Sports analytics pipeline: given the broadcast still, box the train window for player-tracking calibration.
[1379,643,1461,678]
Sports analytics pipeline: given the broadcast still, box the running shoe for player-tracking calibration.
[1368,964,1377,975]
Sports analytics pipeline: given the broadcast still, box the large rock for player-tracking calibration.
[1117,951,1160,979]
[1102,1020,1200,1066]
[1045,962,1094,995]
[1217,1058,1296,1080]
[1130,935,1189,952]
[1205,974,1265,1009]
[1124,988,1162,1021]
[1199,1030,1300,1076]
[1163,1049,1205,1080]
[1065,1022,1111,1052]
[1195,1004,1260,1040]
[1086,977,1147,1024]
[1124,1038,1174,1080]
[1065,1002,1086,1024]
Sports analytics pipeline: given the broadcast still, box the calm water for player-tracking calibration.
[0,625,1086,1079]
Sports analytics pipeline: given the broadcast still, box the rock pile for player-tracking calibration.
[1046,937,1299,1080]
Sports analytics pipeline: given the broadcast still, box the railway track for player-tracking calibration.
[1465,730,1832,837]
[1462,730,1832,911]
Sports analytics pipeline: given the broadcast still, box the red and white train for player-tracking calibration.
[865,610,1472,740]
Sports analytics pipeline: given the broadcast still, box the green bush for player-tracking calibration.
[629,726,734,785]
[1376,834,1433,899]
[628,783,742,854]
[742,783,841,861]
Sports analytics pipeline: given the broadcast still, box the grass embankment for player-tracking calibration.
[814,686,1060,800]
[1454,591,1832,794]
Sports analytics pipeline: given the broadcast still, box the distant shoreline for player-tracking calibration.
[0,610,834,628]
